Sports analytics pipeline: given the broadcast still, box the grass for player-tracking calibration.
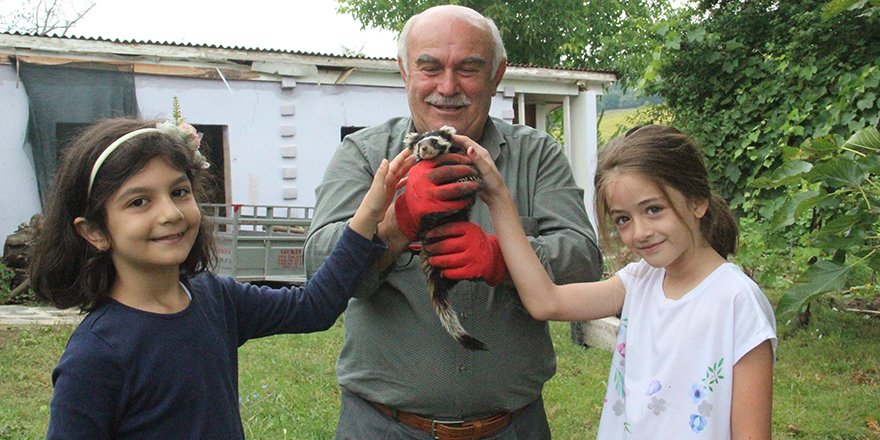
[1,297,879,439]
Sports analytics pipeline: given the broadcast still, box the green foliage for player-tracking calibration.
[642,0,880,210]
[599,84,662,111]
[641,0,880,321]
[0,263,16,304]
[0,263,36,305]
[336,0,675,88]
[734,216,821,290]
[753,127,880,317]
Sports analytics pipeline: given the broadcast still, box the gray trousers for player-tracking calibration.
[334,388,551,440]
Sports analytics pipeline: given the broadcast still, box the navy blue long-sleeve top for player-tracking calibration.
[47,226,385,439]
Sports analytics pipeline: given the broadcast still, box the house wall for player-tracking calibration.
[0,67,514,237]
[135,75,415,208]
[135,74,511,208]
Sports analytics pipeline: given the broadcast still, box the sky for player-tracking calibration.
[3,0,400,58]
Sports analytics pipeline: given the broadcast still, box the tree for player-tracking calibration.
[641,0,880,323]
[336,0,675,89]
[0,0,94,36]
[756,126,880,322]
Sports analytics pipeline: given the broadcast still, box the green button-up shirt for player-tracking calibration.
[304,117,602,418]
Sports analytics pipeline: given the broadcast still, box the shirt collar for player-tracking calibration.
[477,118,504,161]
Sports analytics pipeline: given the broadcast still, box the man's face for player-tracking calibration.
[399,15,506,141]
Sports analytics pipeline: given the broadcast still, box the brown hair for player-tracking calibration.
[594,124,738,259]
[29,118,216,310]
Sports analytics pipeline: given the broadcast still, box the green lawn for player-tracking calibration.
[1,298,879,439]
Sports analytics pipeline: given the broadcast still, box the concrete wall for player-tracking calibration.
[0,66,515,238]
[135,75,411,208]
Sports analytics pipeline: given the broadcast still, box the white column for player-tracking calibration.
[568,90,599,236]
[516,93,526,125]
[535,103,548,133]
[562,96,573,164]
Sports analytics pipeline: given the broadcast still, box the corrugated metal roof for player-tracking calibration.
[2,30,393,60]
[1,30,618,76]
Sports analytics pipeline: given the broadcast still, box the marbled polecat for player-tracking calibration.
[403,125,486,351]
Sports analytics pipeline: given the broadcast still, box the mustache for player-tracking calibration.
[425,94,471,107]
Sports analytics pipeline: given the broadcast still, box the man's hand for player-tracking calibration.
[394,154,480,241]
[423,221,507,286]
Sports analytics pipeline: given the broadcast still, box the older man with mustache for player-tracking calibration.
[304,5,602,439]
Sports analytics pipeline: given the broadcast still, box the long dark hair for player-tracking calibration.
[594,124,738,259]
[29,118,216,310]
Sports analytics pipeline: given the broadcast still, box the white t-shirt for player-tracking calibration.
[596,260,777,439]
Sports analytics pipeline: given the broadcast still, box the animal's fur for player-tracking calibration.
[404,125,486,351]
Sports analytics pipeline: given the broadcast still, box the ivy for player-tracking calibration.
[642,0,880,322]
[756,126,880,319]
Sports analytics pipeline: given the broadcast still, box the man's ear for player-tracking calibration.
[492,59,507,89]
[74,217,110,252]
[398,59,408,83]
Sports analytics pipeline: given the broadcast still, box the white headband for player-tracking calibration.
[86,122,209,197]
[87,128,159,196]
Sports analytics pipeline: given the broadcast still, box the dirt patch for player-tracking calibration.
[851,370,877,386]
[0,326,19,348]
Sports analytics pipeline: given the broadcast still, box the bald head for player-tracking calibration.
[397,5,507,77]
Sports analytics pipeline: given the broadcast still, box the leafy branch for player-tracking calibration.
[757,127,880,319]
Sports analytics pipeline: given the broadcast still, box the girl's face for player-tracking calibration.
[96,157,201,277]
[605,171,707,273]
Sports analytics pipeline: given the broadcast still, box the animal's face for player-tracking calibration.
[404,125,457,161]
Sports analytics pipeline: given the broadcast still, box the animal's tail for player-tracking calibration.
[422,249,487,351]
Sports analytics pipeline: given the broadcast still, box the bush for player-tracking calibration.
[0,262,35,305]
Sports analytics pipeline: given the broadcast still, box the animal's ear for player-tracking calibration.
[404,132,419,148]
[438,125,456,138]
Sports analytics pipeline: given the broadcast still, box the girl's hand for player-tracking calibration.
[454,134,507,205]
[350,149,415,238]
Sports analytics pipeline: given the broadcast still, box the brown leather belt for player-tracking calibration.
[369,400,513,440]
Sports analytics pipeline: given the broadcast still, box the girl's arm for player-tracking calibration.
[349,149,415,239]
[731,339,774,440]
[461,135,625,322]
[230,149,414,338]
[48,334,120,440]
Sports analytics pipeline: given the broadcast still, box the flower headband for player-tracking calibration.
[87,99,210,196]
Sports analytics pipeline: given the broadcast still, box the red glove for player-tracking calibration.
[394,154,480,241]
[423,221,507,286]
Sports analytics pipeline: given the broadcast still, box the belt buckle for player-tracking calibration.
[430,418,465,440]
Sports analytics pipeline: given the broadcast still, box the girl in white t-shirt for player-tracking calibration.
[443,125,777,439]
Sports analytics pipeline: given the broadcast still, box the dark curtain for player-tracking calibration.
[17,61,138,200]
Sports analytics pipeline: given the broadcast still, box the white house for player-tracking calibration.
[0,32,617,239]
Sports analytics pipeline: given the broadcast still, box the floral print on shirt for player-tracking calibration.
[609,317,629,433]
[688,358,725,433]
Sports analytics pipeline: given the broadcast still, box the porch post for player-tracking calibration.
[568,89,599,235]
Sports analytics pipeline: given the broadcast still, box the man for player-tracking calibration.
[304,5,602,439]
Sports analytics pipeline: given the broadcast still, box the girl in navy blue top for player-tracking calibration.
[28,116,414,439]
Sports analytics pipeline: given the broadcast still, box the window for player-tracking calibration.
[340,126,367,141]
